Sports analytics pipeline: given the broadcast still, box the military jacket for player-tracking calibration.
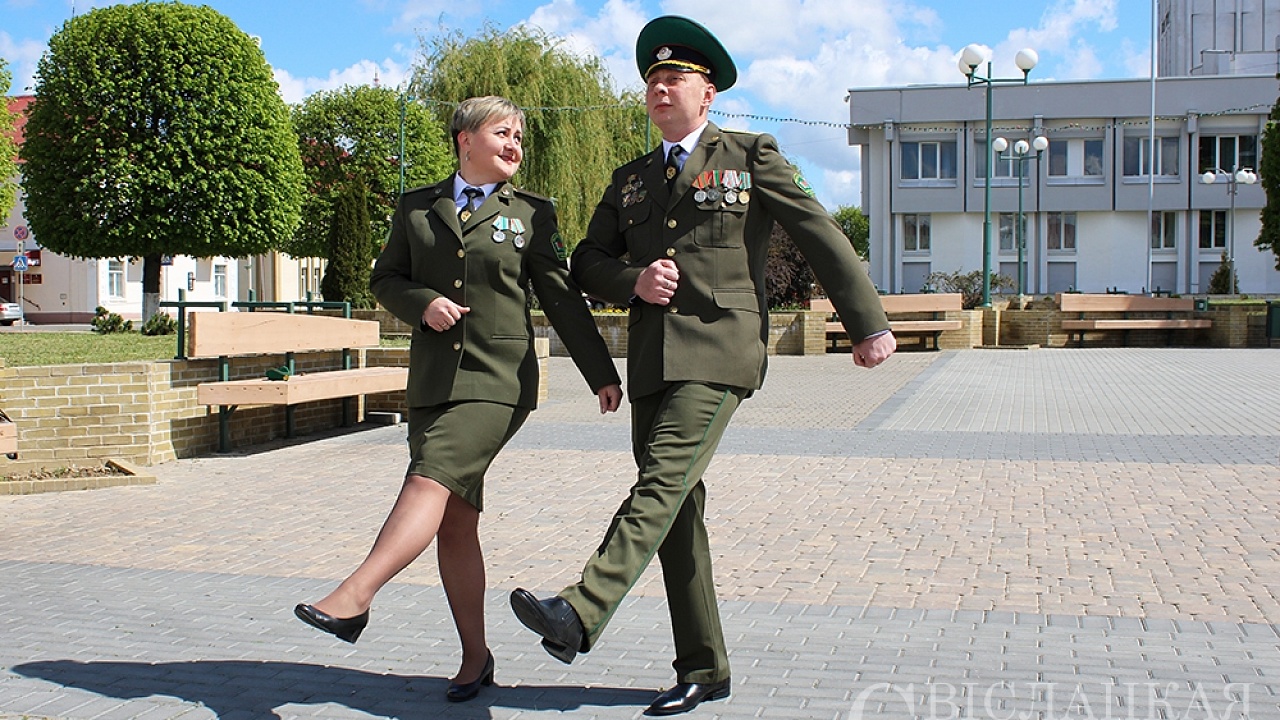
[571,123,889,399]
[372,175,620,409]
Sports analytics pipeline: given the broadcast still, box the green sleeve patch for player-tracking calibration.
[793,172,815,197]
[551,232,568,260]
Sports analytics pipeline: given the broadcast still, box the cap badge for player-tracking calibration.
[656,46,673,61]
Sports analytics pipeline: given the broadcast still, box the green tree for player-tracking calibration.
[289,84,452,259]
[832,205,870,260]
[20,2,304,320]
[1206,252,1239,294]
[320,180,374,308]
[413,25,650,246]
[1255,96,1280,269]
[0,59,19,220]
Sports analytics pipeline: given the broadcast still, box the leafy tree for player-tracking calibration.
[1256,96,1280,269]
[289,84,452,259]
[320,180,374,309]
[766,223,815,309]
[20,2,304,320]
[413,25,650,246]
[0,59,18,220]
[832,205,870,260]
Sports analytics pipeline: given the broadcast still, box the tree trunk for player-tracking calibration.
[142,253,162,322]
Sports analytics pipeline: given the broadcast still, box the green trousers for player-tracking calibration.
[560,381,746,683]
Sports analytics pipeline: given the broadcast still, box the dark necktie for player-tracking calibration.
[665,145,684,190]
[459,186,483,222]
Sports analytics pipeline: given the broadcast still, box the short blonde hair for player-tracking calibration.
[451,96,525,157]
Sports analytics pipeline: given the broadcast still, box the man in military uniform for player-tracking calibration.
[511,16,897,716]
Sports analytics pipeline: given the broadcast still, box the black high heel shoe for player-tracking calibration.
[446,651,494,703]
[294,603,368,643]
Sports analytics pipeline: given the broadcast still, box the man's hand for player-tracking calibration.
[423,296,470,332]
[852,331,896,368]
[634,259,680,305]
[597,384,623,414]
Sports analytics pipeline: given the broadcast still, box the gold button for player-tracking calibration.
[457,249,465,258]
[453,342,462,351]
[628,219,634,226]
[667,219,677,229]
[454,279,463,288]
[666,248,676,257]
[668,306,678,313]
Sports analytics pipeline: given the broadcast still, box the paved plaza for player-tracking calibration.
[1,348,1278,719]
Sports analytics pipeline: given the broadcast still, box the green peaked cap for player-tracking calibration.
[635,15,737,91]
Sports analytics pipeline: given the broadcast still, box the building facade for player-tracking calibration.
[849,0,1278,297]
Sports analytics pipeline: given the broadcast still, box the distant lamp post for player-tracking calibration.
[994,134,1049,296]
[398,92,416,196]
[1199,167,1258,294]
[960,43,1038,308]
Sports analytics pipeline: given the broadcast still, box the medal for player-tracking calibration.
[694,189,707,203]
[725,190,738,205]
[513,235,525,248]
[493,230,506,243]
[707,188,721,202]
[738,190,751,204]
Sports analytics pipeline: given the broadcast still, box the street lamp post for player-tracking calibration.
[995,135,1049,296]
[1199,167,1259,294]
[959,44,1038,308]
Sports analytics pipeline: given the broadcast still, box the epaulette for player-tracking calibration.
[403,183,440,197]
[512,186,551,204]
[722,128,762,136]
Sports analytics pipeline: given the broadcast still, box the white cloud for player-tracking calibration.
[524,0,649,94]
[273,59,410,104]
[0,31,47,93]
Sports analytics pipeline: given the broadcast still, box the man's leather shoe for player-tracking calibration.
[644,678,731,716]
[509,588,583,664]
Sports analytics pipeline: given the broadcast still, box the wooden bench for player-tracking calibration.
[188,311,408,452]
[1057,293,1211,347]
[812,293,963,351]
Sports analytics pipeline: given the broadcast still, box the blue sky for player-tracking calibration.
[2,0,1155,209]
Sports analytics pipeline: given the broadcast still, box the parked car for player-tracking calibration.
[0,301,22,326]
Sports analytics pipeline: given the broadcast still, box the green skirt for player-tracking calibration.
[406,400,529,511]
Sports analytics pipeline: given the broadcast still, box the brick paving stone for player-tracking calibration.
[3,349,1280,718]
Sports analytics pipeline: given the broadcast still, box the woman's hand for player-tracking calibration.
[597,384,623,414]
[423,297,470,332]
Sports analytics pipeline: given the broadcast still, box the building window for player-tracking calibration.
[107,260,126,298]
[1123,136,1179,177]
[998,213,1026,252]
[1047,212,1076,252]
[1049,138,1104,177]
[901,141,957,180]
[1199,210,1227,249]
[1151,212,1176,250]
[1199,134,1257,173]
[903,213,931,252]
[976,140,1016,179]
[213,263,227,298]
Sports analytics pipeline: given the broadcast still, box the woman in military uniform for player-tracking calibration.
[295,96,622,703]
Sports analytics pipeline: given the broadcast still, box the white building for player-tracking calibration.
[847,0,1278,297]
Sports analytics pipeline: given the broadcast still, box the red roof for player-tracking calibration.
[6,95,34,159]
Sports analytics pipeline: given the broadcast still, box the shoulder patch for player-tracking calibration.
[550,232,569,261]
[793,172,815,197]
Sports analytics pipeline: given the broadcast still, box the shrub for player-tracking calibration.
[90,306,133,334]
[923,270,1015,309]
[140,311,177,336]
[1206,252,1239,294]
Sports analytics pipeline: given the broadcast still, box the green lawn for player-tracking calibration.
[0,332,411,367]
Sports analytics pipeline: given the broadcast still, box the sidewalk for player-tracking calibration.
[2,348,1278,719]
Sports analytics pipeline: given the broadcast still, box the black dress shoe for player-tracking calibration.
[509,588,584,664]
[446,650,494,703]
[644,678,731,716]
[294,603,368,643]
